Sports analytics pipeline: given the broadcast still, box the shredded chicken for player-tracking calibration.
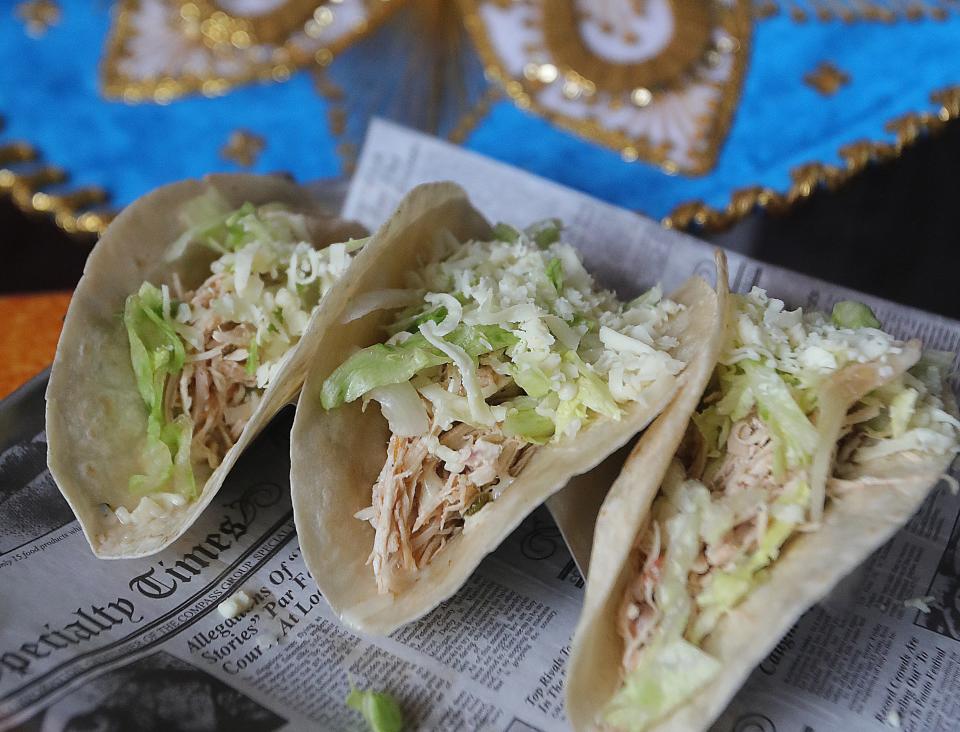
[356,367,537,594]
[617,399,894,675]
[617,520,662,671]
[165,272,260,469]
[617,413,784,673]
[706,415,778,498]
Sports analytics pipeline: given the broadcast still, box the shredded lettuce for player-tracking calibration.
[831,300,881,329]
[526,218,562,248]
[691,405,728,459]
[546,257,564,292]
[655,484,703,636]
[554,397,588,441]
[128,194,365,504]
[888,387,918,439]
[512,365,551,398]
[465,493,493,515]
[608,289,960,730]
[167,188,233,260]
[321,325,517,409]
[491,222,520,243]
[246,337,260,376]
[740,361,819,475]
[413,305,448,330]
[125,283,185,417]
[551,352,621,439]
[346,688,403,732]
[714,365,755,421]
[366,382,430,437]
[503,397,556,443]
[605,639,721,731]
[124,284,196,499]
[129,414,196,499]
[323,223,685,462]
[607,482,714,731]
[699,358,820,477]
[567,352,621,422]
[719,289,899,415]
[420,321,496,426]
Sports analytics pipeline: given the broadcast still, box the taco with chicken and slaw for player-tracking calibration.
[564,286,960,732]
[289,182,726,634]
[47,174,365,558]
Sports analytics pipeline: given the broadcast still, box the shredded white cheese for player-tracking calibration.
[114,493,186,526]
[218,590,254,619]
[903,595,935,613]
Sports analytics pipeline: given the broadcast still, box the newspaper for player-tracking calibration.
[0,120,958,732]
[0,410,583,731]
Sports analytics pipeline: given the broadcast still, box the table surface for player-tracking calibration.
[3,121,959,400]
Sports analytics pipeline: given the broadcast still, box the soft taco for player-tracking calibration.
[289,182,724,635]
[46,174,366,558]
[565,287,960,731]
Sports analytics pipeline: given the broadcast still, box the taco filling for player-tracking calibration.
[321,221,688,595]
[119,190,364,525]
[605,289,960,731]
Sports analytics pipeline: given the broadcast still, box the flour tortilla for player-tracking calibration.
[565,315,956,730]
[289,182,724,635]
[46,174,364,559]
[547,254,730,578]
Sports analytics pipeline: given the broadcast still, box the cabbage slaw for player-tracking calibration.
[121,189,362,522]
[606,290,960,731]
[321,220,688,594]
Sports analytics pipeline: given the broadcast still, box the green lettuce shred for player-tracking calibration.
[124,283,196,499]
[464,492,493,516]
[346,688,404,732]
[831,300,881,329]
[739,361,819,477]
[171,190,325,260]
[167,188,233,259]
[552,353,620,439]
[411,305,448,331]
[546,257,564,292]
[604,638,721,731]
[513,365,552,398]
[503,397,555,443]
[246,337,260,377]
[491,222,520,243]
[526,218,562,248]
[888,387,918,438]
[567,352,621,419]
[321,325,518,409]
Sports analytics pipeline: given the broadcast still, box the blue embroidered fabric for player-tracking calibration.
[2,3,958,219]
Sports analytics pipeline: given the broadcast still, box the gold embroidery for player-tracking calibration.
[663,86,960,231]
[461,0,754,174]
[182,0,322,49]
[15,0,61,37]
[448,86,502,144]
[752,0,955,21]
[542,1,714,95]
[220,130,267,167]
[0,122,111,236]
[804,61,850,96]
[101,0,403,103]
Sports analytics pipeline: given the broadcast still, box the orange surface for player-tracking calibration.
[0,291,73,399]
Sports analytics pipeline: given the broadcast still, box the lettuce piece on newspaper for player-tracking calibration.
[290,182,725,634]
[346,687,404,732]
[47,174,365,558]
[564,289,960,731]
